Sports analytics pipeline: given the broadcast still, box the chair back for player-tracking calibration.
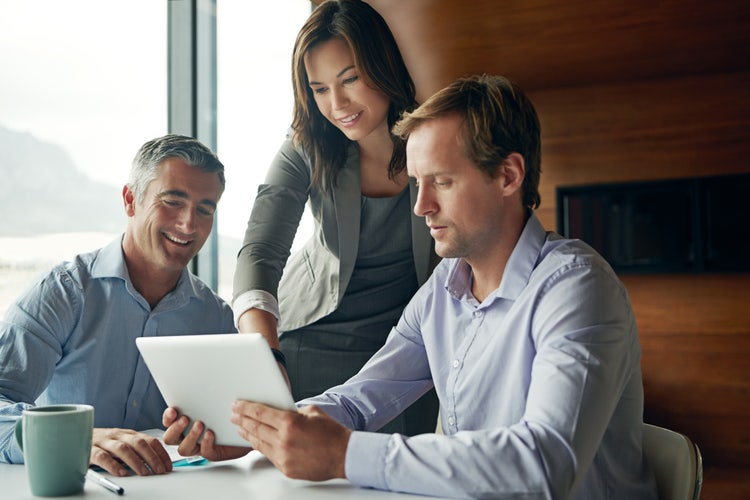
[642,423,703,500]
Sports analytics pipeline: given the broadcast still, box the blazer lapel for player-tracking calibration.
[331,147,361,299]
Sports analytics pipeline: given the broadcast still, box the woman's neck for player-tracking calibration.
[358,132,407,197]
[356,120,408,197]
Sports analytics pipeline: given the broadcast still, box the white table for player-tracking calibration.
[1,451,443,499]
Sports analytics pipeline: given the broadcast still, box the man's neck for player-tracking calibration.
[468,210,529,303]
[121,247,181,309]
[130,265,181,309]
[137,275,180,309]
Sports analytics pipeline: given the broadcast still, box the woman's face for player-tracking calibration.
[304,37,391,143]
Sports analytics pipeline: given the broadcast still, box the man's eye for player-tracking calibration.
[163,199,180,207]
[198,207,214,216]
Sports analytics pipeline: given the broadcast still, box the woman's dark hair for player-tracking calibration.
[290,0,417,191]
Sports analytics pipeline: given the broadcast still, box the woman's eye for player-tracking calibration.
[312,87,327,95]
[343,76,358,85]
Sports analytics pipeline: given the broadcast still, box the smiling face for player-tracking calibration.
[304,37,391,143]
[407,113,515,268]
[122,157,222,287]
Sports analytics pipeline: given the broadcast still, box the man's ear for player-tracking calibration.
[122,185,136,217]
[498,152,525,194]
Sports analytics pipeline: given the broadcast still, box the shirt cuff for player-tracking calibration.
[345,431,391,491]
[0,402,31,463]
[231,290,280,327]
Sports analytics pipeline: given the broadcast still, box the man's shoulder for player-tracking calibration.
[39,246,105,286]
[3,246,109,326]
[533,233,624,294]
[540,233,612,271]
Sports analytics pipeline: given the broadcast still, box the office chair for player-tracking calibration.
[642,423,703,500]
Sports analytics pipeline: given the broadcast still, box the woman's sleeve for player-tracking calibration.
[232,139,311,303]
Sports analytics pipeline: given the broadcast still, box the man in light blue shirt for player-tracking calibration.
[165,76,658,499]
[0,135,235,477]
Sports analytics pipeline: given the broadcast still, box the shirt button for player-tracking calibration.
[473,310,483,318]
[452,359,460,368]
[447,415,456,426]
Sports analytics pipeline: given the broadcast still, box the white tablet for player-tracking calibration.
[136,333,296,447]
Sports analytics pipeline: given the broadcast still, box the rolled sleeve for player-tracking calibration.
[232,289,280,326]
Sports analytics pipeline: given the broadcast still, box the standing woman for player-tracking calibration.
[232,0,438,435]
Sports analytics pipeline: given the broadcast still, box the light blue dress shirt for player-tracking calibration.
[301,214,658,499]
[0,236,235,463]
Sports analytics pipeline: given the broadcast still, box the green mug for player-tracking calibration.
[14,404,94,497]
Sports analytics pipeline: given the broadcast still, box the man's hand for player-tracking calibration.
[90,428,173,477]
[162,407,251,462]
[230,401,351,481]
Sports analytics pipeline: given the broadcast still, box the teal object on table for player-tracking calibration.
[15,404,94,497]
[173,456,208,467]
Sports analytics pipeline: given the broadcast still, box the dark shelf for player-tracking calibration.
[556,174,750,273]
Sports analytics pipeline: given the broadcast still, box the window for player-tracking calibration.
[215,1,312,301]
[0,1,167,316]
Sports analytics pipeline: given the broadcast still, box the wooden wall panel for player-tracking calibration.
[622,274,750,466]
[373,0,750,99]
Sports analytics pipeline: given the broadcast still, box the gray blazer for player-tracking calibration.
[233,140,438,332]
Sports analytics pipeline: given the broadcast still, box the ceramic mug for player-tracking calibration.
[14,404,94,497]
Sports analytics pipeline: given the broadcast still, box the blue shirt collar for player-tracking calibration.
[90,235,129,281]
[90,235,196,311]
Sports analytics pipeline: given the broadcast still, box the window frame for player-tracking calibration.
[168,0,220,289]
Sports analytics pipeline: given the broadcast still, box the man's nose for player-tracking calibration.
[176,207,196,233]
[413,187,434,217]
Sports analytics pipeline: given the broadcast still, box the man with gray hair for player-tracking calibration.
[0,134,235,477]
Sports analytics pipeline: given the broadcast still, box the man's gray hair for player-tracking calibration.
[128,134,226,203]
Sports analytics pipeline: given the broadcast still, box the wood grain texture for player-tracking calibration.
[622,274,750,467]
[369,0,750,99]
[700,467,750,500]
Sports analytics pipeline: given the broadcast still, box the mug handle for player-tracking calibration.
[14,418,24,451]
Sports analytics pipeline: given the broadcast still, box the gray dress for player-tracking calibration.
[280,189,438,435]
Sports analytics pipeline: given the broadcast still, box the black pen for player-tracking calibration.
[86,469,125,495]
